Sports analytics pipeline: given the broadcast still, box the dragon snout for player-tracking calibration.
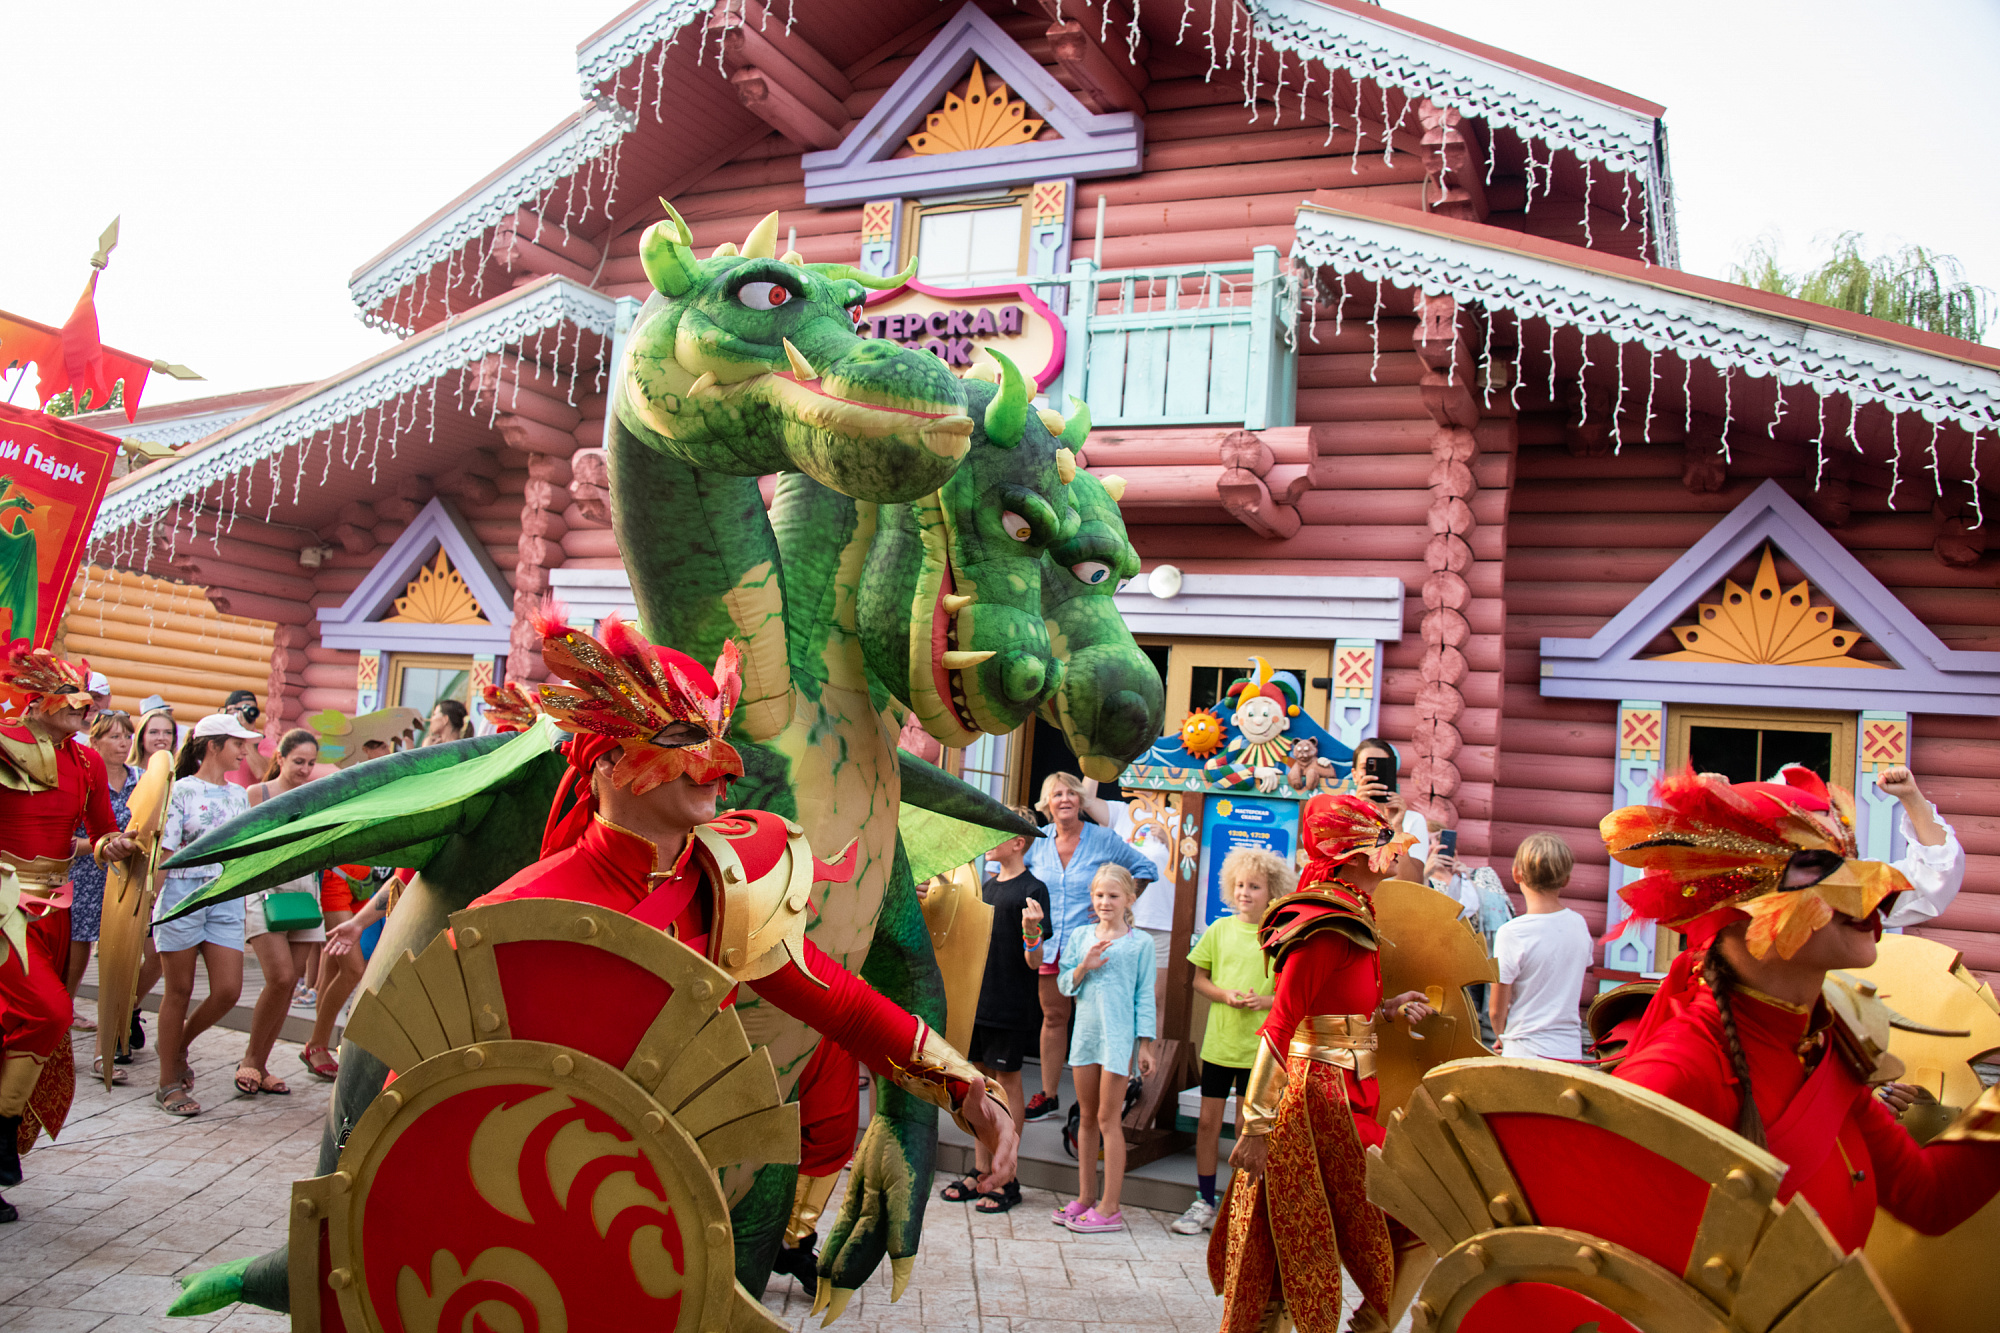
[1094,688,1157,757]
[1000,650,1049,703]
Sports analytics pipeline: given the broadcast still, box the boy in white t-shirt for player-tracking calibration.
[1491,833,1593,1060]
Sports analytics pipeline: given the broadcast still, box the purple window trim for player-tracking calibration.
[318,495,515,654]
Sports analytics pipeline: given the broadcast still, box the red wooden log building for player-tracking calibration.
[80,0,2000,985]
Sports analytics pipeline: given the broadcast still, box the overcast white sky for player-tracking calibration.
[2,1,1994,411]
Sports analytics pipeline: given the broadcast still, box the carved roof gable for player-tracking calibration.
[318,496,513,653]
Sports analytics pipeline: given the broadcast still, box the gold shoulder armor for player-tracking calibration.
[689,815,822,987]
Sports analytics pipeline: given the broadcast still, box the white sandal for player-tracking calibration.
[92,1055,129,1086]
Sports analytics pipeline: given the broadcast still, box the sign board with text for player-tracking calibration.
[863,278,1065,389]
[0,402,121,646]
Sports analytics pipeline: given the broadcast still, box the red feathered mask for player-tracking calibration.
[1603,765,1908,960]
[1295,793,1416,893]
[0,641,93,715]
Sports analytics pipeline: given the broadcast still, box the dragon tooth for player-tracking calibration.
[710,241,739,258]
[941,593,972,613]
[1037,407,1067,436]
[689,371,718,397]
[783,339,819,381]
[942,650,995,669]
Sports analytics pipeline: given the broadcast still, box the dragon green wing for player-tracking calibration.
[158,720,567,919]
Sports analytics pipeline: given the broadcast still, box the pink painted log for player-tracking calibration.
[182,510,311,552]
[498,210,602,270]
[490,231,595,285]
[708,0,852,97]
[1501,717,1620,757]
[521,508,569,542]
[171,559,316,604]
[1295,385,1430,423]
[560,528,621,560]
[302,662,359,690]
[1133,522,1433,561]
[471,360,586,429]
[157,531,305,577]
[730,69,844,151]
[1046,20,1146,116]
[1488,821,1613,867]
[1141,125,1390,173]
[523,478,570,516]
[1084,428,1308,468]
[470,519,517,548]
[497,415,585,458]
[1308,420,1437,456]
[1491,785,1615,830]
[572,418,607,449]
[1099,465,1226,507]
[207,589,314,626]
[298,687,360,713]
[1094,156,1423,213]
[1493,749,1618,796]
[1291,322,1419,356]
[313,569,365,595]
[1297,353,1426,390]
[1217,470,1300,540]
[528,454,574,488]
[1093,224,1301,271]
[560,504,606,532]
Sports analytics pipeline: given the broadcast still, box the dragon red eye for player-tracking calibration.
[737,281,792,310]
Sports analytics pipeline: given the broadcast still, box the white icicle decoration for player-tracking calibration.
[1887,411,1903,509]
[1369,278,1383,381]
[1582,159,1594,249]
[1812,394,1829,489]
[1720,367,1734,463]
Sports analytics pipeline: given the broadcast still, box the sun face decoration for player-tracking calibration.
[1180,708,1225,758]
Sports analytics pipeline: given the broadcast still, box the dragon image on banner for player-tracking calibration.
[157,202,1164,1331]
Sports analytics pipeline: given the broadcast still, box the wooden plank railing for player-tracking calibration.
[1054,246,1297,430]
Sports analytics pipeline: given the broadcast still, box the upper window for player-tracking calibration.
[911,198,1026,289]
[1665,704,1855,789]
[389,653,472,717]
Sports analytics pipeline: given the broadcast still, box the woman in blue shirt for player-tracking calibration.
[1022,772,1159,1121]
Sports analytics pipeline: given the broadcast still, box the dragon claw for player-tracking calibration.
[819,1286,854,1326]
[889,1255,915,1303]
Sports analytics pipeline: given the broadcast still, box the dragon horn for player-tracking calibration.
[742,211,781,260]
[641,199,701,297]
[983,351,1029,449]
[1060,395,1091,450]
[807,258,916,291]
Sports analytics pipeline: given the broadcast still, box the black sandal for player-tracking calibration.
[975,1181,1022,1214]
[938,1174,983,1202]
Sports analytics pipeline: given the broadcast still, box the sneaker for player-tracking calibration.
[1023,1092,1058,1122]
[1170,1197,1217,1235]
[1066,1206,1124,1234]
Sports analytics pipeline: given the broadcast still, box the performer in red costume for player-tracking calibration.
[1211,794,1440,1333]
[473,609,1017,1187]
[0,645,139,1210]
[1610,766,2000,1255]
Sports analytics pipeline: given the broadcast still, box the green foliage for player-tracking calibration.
[1730,233,1993,341]
[42,379,124,418]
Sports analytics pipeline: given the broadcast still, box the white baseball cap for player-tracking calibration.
[87,672,110,697]
[192,713,263,741]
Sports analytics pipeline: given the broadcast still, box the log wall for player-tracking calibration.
[56,567,275,718]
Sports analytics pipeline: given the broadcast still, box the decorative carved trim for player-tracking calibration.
[319,497,516,653]
[907,61,1045,154]
[576,0,712,89]
[95,279,615,540]
[1542,479,2000,713]
[1652,545,1877,669]
[384,550,489,626]
[1293,204,2000,440]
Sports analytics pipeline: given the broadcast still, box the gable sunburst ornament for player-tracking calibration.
[907,61,1045,154]
[1650,545,1879,669]
[384,550,488,625]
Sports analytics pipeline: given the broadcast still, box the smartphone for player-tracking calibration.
[1365,754,1398,793]
[1437,829,1458,859]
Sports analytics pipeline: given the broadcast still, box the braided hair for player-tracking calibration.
[1703,945,1768,1148]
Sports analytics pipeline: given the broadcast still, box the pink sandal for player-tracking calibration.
[1052,1200,1089,1227]
[300,1045,340,1081]
[1066,1206,1125,1233]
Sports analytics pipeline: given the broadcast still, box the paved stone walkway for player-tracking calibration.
[0,1027,1389,1332]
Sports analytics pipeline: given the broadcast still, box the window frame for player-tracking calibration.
[900,189,1032,288]
[1664,703,1856,790]
[385,652,476,712]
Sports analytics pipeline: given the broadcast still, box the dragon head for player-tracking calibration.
[1038,428,1165,780]
[863,352,1078,746]
[614,202,974,503]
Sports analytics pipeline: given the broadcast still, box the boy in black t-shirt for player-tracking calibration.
[939,807,1048,1214]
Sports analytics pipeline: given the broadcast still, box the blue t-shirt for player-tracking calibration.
[1023,821,1159,964]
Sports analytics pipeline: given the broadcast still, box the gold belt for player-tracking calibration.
[0,852,73,887]
[1289,1013,1378,1079]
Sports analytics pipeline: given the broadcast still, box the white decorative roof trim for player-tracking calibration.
[95,281,617,538]
[90,407,255,450]
[577,0,713,91]
[1249,0,1674,260]
[1292,208,2000,436]
[348,101,635,318]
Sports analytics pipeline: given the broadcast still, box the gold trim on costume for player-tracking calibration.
[0,852,73,886]
[1287,1013,1380,1080]
[1238,1038,1288,1138]
[689,818,823,987]
[885,1018,1005,1134]
[785,1170,840,1245]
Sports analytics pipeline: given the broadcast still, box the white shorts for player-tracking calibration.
[1140,926,1173,968]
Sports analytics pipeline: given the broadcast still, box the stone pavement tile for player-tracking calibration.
[1023,1284,1101,1323]
[1092,1289,1173,1324]
[0,1310,111,1332]
[63,1275,179,1318]
[1063,1255,1140,1288]
[87,1318,222,1333]
[107,1252,201,1279]
[8,1276,105,1311]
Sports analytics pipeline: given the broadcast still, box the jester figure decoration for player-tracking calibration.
[1610,767,2000,1256]
[0,644,138,1215]
[1209,794,1444,1333]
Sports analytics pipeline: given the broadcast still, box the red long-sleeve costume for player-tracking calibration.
[0,730,117,1061]
[474,813,925,1088]
[1618,983,2000,1254]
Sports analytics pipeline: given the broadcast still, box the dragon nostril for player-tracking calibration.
[1000,651,1047,702]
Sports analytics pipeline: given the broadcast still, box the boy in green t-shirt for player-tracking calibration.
[1171,847,1292,1234]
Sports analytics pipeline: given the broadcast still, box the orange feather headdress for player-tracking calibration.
[532,605,744,794]
[0,641,94,715]
[1296,793,1417,893]
[1603,766,1908,960]
[479,681,542,733]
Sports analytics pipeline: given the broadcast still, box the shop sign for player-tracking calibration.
[863,278,1064,388]
[1200,795,1300,929]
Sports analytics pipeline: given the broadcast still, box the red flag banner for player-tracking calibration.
[0,402,120,646]
[0,300,155,423]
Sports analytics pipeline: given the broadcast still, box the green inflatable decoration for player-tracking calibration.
[164,204,1163,1321]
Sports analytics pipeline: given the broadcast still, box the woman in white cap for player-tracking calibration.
[149,712,263,1116]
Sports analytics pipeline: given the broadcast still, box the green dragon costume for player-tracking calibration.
[163,203,1162,1324]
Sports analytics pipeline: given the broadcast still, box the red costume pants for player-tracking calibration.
[0,908,72,1061]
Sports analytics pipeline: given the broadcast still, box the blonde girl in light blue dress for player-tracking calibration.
[1052,863,1157,1234]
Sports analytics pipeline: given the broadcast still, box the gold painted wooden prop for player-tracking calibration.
[906,61,1043,154]
[94,748,174,1085]
[1652,545,1879,668]
[1371,878,1498,1119]
[918,861,993,1056]
[1854,935,2000,1333]
[293,899,796,1333]
[384,549,488,624]
[1366,1060,1907,1333]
